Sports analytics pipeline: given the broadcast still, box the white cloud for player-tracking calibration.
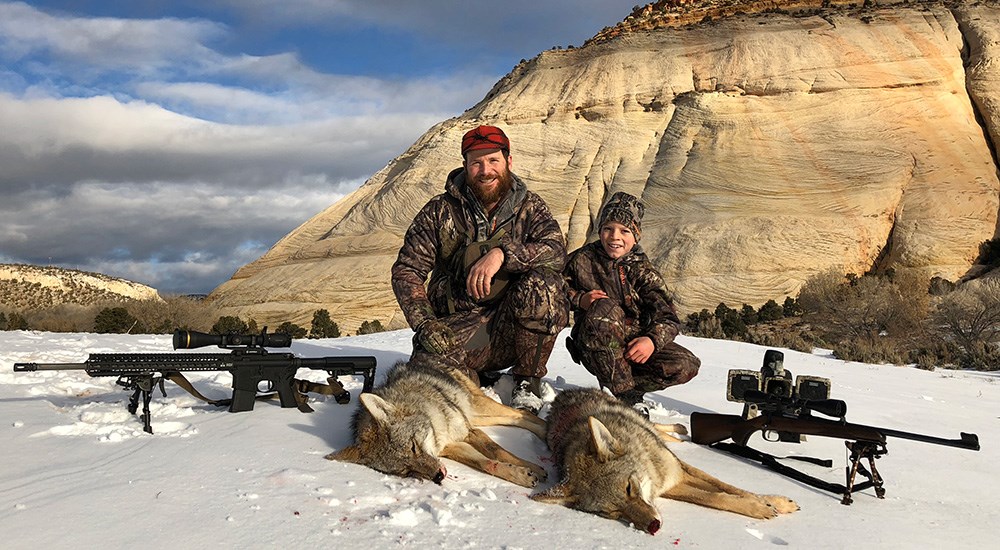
[0,2,226,74]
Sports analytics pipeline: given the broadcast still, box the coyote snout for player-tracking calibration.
[532,389,797,534]
[326,360,548,488]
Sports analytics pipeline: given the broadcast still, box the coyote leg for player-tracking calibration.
[465,428,547,482]
[440,438,543,488]
[653,423,687,443]
[471,394,547,439]
[669,463,798,516]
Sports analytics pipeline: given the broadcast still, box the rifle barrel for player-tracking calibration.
[13,362,87,371]
[877,426,980,451]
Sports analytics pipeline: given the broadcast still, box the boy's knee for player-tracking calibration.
[577,298,626,337]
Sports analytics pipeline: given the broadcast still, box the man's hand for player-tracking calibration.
[416,319,456,355]
[625,336,655,364]
[466,247,505,300]
[579,289,608,310]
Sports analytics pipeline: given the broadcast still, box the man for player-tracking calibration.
[391,125,568,414]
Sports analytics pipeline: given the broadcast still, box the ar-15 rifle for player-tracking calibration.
[689,350,980,504]
[13,328,377,434]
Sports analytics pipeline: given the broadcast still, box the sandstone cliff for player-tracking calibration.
[208,0,1000,332]
[0,264,162,311]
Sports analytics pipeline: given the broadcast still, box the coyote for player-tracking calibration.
[532,389,798,534]
[326,360,548,488]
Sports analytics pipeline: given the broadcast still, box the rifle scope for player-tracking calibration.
[742,389,848,419]
[173,329,292,350]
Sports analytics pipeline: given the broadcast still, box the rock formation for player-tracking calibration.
[208,0,1000,332]
[0,264,161,311]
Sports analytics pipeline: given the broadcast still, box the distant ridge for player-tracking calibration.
[0,264,161,311]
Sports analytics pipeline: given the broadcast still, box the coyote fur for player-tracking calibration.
[326,360,548,488]
[532,389,798,534]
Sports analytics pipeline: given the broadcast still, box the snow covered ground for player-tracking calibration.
[1,329,996,548]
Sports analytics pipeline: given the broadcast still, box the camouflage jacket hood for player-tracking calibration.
[391,167,566,328]
[563,240,681,350]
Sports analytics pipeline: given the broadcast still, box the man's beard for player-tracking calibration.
[470,168,513,206]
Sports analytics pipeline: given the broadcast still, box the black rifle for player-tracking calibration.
[13,328,377,434]
[690,389,980,504]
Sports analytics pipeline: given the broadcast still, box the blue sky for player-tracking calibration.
[0,0,637,295]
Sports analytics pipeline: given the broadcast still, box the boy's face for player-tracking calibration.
[599,221,636,260]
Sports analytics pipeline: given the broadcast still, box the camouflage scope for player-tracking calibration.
[172,328,292,350]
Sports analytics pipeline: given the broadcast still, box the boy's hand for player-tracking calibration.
[579,289,608,310]
[625,336,655,364]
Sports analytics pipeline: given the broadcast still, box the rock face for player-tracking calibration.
[0,264,162,311]
[208,0,1000,332]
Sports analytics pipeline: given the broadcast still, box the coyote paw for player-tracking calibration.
[508,463,547,488]
[763,495,799,515]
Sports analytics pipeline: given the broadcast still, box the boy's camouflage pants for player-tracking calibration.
[409,267,568,384]
[570,297,700,396]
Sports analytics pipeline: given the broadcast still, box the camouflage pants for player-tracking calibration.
[410,267,569,384]
[570,297,700,396]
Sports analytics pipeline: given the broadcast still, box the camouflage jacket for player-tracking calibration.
[563,240,681,350]
[391,167,566,328]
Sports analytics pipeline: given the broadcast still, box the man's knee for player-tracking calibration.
[503,268,568,334]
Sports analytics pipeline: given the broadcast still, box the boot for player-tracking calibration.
[510,375,543,415]
[477,369,506,388]
[617,388,650,420]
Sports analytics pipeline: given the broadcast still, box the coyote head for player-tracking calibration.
[326,392,447,484]
[532,416,663,535]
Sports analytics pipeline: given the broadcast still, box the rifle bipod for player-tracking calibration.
[709,440,888,504]
[119,374,166,434]
[842,440,886,505]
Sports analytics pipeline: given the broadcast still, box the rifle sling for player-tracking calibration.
[162,372,349,412]
[709,442,876,496]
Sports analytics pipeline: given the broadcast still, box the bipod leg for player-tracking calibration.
[842,440,886,505]
[862,445,887,499]
[136,375,156,434]
[127,387,141,415]
[842,441,861,505]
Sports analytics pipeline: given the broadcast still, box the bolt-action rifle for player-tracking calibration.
[689,350,980,504]
[13,328,377,434]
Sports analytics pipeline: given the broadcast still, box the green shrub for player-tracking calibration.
[757,299,785,322]
[6,312,29,330]
[212,316,249,334]
[357,319,386,335]
[277,321,307,339]
[94,307,143,334]
[309,309,341,339]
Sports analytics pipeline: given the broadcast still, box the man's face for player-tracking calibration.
[464,148,513,206]
[599,221,637,260]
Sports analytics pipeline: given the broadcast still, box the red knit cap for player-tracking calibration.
[461,125,510,157]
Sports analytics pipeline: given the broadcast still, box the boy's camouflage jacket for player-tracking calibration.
[563,240,681,351]
[391,167,566,329]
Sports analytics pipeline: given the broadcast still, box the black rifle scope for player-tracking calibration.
[172,329,292,350]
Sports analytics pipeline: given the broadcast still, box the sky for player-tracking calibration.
[0,0,638,295]
[1,329,996,547]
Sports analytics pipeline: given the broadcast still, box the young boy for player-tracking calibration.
[563,192,700,415]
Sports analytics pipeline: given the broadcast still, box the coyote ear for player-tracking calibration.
[325,444,363,463]
[588,417,624,462]
[530,483,577,507]
[359,393,394,426]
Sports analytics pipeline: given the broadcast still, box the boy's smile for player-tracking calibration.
[600,221,636,260]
